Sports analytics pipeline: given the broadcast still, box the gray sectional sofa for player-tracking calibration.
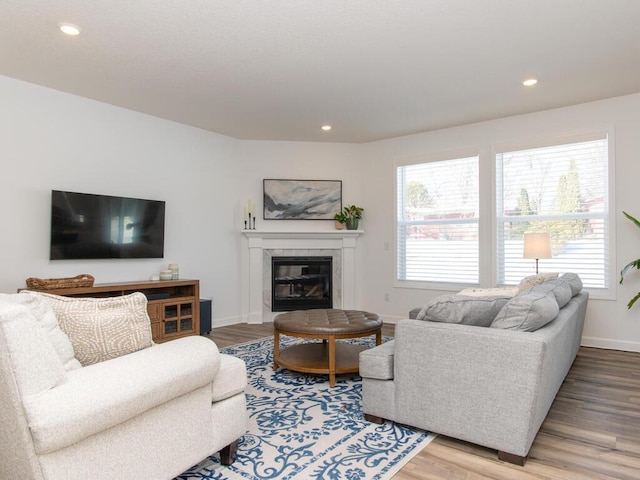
[359,273,588,465]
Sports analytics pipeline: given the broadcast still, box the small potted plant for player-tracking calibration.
[334,211,347,230]
[342,205,364,230]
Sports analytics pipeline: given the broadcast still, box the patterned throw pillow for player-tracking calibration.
[33,292,153,366]
[526,278,573,309]
[517,272,559,294]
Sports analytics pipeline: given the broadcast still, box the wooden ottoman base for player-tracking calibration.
[272,309,382,387]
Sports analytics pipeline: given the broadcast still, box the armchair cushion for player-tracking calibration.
[212,354,248,402]
[34,291,153,366]
[23,336,219,454]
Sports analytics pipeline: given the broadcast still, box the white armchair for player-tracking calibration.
[0,292,247,480]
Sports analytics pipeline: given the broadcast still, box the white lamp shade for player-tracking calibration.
[523,232,552,259]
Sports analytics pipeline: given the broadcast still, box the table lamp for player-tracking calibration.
[523,232,552,274]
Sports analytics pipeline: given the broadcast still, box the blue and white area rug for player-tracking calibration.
[176,335,434,480]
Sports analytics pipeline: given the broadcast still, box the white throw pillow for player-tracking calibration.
[33,292,153,366]
[0,301,67,396]
[1,292,82,370]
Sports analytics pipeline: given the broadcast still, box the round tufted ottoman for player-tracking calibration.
[273,308,382,387]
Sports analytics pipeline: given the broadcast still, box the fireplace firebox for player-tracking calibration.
[271,256,332,311]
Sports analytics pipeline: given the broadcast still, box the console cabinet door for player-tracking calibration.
[160,299,196,340]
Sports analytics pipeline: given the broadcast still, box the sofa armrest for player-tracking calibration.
[24,336,219,454]
[394,320,549,455]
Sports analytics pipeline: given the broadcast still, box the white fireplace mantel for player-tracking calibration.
[242,230,363,323]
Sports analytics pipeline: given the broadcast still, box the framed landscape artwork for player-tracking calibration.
[263,179,342,220]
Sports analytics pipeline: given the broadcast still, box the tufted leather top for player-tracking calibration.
[274,308,382,335]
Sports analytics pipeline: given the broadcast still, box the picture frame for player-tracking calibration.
[263,179,342,220]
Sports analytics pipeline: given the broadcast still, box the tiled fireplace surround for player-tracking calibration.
[242,230,363,323]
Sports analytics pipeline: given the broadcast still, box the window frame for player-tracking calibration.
[394,149,481,290]
[493,131,616,298]
[393,130,616,299]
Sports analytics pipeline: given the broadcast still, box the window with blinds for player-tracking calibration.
[496,136,609,291]
[397,156,479,284]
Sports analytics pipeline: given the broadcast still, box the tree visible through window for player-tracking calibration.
[496,136,609,289]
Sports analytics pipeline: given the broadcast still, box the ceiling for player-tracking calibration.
[2,1,640,143]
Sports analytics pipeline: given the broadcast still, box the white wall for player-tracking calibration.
[360,93,640,352]
[0,75,244,324]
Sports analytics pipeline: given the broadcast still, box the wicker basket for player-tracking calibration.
[25,274,95,290]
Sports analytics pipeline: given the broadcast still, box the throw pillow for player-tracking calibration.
[527,278,572,309]
[0,301,67,396]
[34,292,153,366]
[491,290,559,332]
[3,292,82,370]
[416,294,510,327]
[517,272,559,294]
[559,272,583,297]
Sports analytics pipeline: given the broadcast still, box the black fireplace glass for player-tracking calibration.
[271,256,332,311]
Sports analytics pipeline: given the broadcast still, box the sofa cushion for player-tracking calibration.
[491,290,559,332]
[34,292,153,366]
[517,272,559,293]
[417,295,510,327]
[527,279,572,308]
[559,272,583,296]
[0,301,67,396]
[2,292,82,371]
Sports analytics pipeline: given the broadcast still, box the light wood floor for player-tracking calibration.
[206,323,640,479]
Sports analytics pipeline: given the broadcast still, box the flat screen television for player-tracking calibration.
[50,190,165,260]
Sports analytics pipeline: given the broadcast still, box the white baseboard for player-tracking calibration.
[211,316,244,328]
[581,336,640,353]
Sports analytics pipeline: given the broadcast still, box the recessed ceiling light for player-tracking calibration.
[321,125,332,131]
[522,78,538,87]
[59,23,81,36]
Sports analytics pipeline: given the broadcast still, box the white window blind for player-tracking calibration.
[397,156,479,284]
[496,136,609,290]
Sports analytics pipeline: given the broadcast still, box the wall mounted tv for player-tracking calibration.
[50,190,165,260]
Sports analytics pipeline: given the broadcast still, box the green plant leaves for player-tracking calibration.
[621,211,640,309]
[623,211,640,229]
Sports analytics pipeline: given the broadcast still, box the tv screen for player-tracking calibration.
[50,190,165,260]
